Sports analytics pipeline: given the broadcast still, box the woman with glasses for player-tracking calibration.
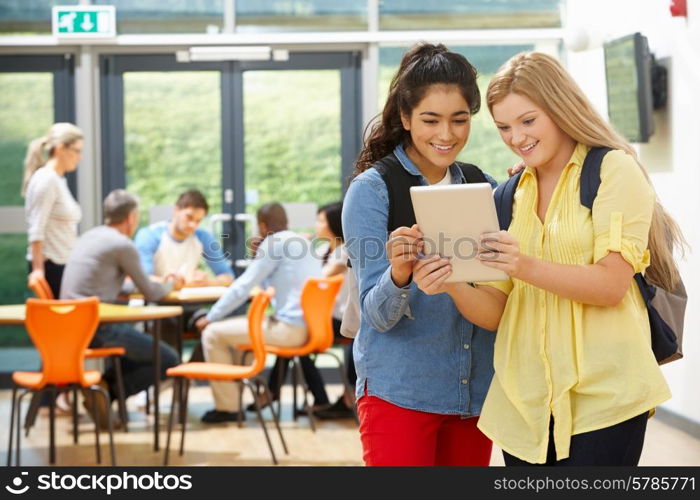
[22,122,84,298]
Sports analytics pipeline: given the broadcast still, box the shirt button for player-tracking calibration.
[463,344,470,350]
[400,293,407,298]
[461,378,469,385]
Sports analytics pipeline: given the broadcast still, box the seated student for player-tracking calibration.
[261,201,357,419]
[60,189,181,427]
[134,189,234,355]
[134,189,234,287]
[194,202,322,424]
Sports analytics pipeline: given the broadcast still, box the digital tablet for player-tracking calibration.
[409,183,509,283]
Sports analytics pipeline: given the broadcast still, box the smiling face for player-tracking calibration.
[401,84,471,182]
[491,92,576,173]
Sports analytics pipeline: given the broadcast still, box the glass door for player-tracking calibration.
[101,54,230,270]
[0,54,75,347]
[101,51,362,271]
[234,52,362,266]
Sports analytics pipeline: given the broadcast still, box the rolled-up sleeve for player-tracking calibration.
[343,174,413,333]
[592,150,654,273]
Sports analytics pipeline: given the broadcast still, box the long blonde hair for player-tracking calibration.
[21,122,83,196]
[486,52,685,290]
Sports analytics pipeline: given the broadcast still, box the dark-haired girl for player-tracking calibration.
[342,43,497,466]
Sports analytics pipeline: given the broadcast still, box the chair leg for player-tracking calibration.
[163,377,179,466]
[72,387,79,443]
[237,380,244,423]
[275,357,285,420]
[144,385,151,415]
[112,355,129,432]
[23,392,41,437]
[243,379,277,465]
[91,386,102,464]
[179,378,190,456]
[91,384,116,465]
[46,388,57,464]
[16,390,32,466]
[257,378,288,455]
[7,386,18,466]
[293,359,316,432]
[291,358,298,421]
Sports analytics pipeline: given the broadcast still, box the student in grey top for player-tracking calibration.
[23,123,84,298]
[61,189,181,426]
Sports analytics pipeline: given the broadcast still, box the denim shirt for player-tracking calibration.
[342,145,497,416]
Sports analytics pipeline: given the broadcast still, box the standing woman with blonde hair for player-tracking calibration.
[412,52,684,465]
[23,122,84,298]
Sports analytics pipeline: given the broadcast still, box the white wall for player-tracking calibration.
[564,0,700,425]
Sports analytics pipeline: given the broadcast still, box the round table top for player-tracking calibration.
[0,303,183,325]
[130,285,229,305]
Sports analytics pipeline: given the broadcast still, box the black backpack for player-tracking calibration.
[374,152,489,231]
[493,147,686,365]
[339,152,489,338]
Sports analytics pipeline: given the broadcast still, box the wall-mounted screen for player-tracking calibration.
[604,32,654,143]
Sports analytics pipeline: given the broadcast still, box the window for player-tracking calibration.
[94,0,224,34]
[380,0,562,30]
[235,0,367,32]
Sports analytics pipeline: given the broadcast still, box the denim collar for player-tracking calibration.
[392,144,466,184]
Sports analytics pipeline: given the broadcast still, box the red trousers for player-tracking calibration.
[357,394,493,466]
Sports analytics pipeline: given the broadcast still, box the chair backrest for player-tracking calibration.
[24,297,100,387]
[245,288,274,376]
[301,275,344,353]
[28,275,54,300]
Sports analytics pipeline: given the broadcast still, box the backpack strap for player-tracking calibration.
[455,162,489,184]
[579,146,613,209]
[493,171,524,231]
[374,153,422,231]
[373,154,487,232]
[492,146,613,230]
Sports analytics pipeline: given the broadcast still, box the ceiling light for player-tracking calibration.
[176,46,289,62]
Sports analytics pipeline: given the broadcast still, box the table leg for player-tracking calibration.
[178,313,186,425]
[176,313,184,362]
[153,319,161,452]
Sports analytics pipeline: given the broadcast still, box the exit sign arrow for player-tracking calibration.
[52,5,116,38]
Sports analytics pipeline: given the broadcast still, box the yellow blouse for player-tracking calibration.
[477,143,671,464]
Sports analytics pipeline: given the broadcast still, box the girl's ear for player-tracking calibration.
[400,112,411,132]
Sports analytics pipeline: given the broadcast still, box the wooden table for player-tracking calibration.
[130,287,229,362]
[0,302,183,451]
[0,303,182,324]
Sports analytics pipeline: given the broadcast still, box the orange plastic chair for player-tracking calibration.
[163,289,288,465]
[7,297,116,466]
[239,274,347,431]
[27,275,129,432]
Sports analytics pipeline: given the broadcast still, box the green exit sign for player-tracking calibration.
[52,6,116,38]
